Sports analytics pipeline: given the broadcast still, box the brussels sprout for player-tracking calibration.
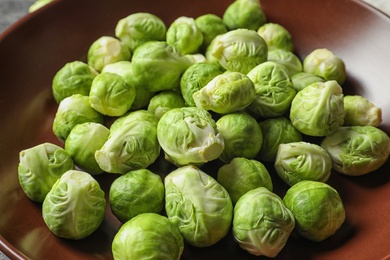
[303,48,346,85]
[29,0,53,12]
[101,61,155,110]
[52,61,98,104]
[64,122,110,175]
[95,118,160,174]
[206,28,268,74]
[233,187,295,257]
[115,12,167,52]
[291,72,325,92]
[132,41,192,92]
[110,110,158,134]
[180,62,223,107]
[157,107,224,166]
[283,181,345,242]
[247,61,296,118]
[257,23,294,52]
[42,170,106,239]
[274,142,332,186]
[195,14,228,50]
[216,112,263,163]
[222,0,266,31]
[112,213,184,260]
[166,16,204,55]
[257,116,302,162]
[147,90,186,120]
[87,36,131,72]
[109,169,164,222]
[52,94,104,142]
[193,71,256,114]
[89,72,136,117]
[343,95,382,127]
[217,157,273,204]
[267,48,303,76]
[185,53,207,64]
[18,143,74,202]
[321,126,390,176]
[290,80,344,137]
[165,165,233,247]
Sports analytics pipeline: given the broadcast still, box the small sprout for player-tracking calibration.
[343,95,382,127]
[258,23,294,52]
[223,0,266,31]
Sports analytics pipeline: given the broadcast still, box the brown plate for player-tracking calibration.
[1,0,390,259]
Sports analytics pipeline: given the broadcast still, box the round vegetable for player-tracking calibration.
[147,90,186,120]
[195,14,228,50]
[267,48,303,76]
[257,22,294,52]
[343,95,382,127]
[223,0,266,31]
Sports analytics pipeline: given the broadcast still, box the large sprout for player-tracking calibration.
[109,169,164,223]
[206,28,268,74]
[112,213,184,260]
[195,14,228,50]
[321,126,390,176]
[110,110,158,134]
[42,170,106,239]
[216,112,263,163]
[52,61,98,104]
[267,48,303,76]
[180,62,223,107]
[303,48,346,85]
[165,165,233,247]
[132,41,192,92]
[283,181,345,242]
[52,94,104,142]
[247,61,296,118]
[166,16,204,55]
[157,107,224,166]
[274,141,332,186]
[193,71,256,114]
[147,90,186,120]
[289,80,344,137]
[64,122,110,175]
[343,95,382,127]
[217,157,273,204]
[18,143,74,202]
[257,23,294,52]
[222,0,266,31]
[233,187,295,257]
[87,36,131,72]
[115,12,167,52]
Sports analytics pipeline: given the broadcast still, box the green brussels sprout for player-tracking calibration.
[110,110,158,134]
[147,90,186,120]
[343,95,382,127]
[115,12,167,52]
[89,72,136,117]
[303,48,346,85]
[52,61,98,104]
[166,16,204,55]
[101,61,155,110]
[274,141,332,186]
[195,14,228,50]
[157,107,224,166]
[222,0,266,31]
[283,180,345,242]
[233,187,295,257]
[217,157,273,204]
[165,165,233,247]
[18,143,74,202]
[112,213,184,260]
[29,0,53,12]
[52,94,104,142]
[321,126,390,176]
[289,80,344,137]
[291,72,325,92]
[109,169,164,222]
[64,122,110,175]
[257,23,294,52]
[95,118,160,174]
[206,28,268,74]
[87,36,131,72]
[193,71,256,114]
[257,116,302,162]
[216,112,263,163]
[267,48,303,76]
[247,61,296,118]
[180,62,223,107]
[132,41,192,92]
[42,170,106,239]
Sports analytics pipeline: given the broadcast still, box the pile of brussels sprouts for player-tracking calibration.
[17,0,390,258]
